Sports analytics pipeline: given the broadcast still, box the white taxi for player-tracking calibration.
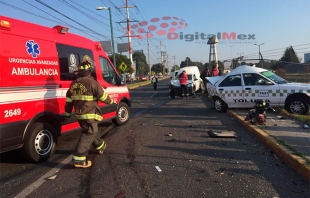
[206,65,310,115]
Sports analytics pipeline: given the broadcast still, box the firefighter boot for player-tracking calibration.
[73,159,92,168]
[96,142,106,155]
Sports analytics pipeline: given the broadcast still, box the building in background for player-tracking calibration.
[304,53,310,63]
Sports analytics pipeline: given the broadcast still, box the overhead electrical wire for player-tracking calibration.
[34,0,110,40]
[243,43,310,57]
[0,0,102,41]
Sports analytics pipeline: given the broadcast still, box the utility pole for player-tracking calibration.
[172,55,176,72]
[254,43,264,68]
[166,54,169,74]
[147,31,151,76]
[160,41,163,75]
[118,0,137,69]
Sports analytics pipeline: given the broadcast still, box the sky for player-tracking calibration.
[1,0,310,68]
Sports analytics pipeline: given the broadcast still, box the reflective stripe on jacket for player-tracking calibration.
[64,76,114,121]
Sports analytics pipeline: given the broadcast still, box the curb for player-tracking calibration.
[227,109,310,181]
[128,76,170,90]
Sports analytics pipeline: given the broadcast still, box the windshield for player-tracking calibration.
[187,75,192,80]
[260,71,287,84]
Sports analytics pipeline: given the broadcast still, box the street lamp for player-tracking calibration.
[254,43,264,62]
[96,6,116,68]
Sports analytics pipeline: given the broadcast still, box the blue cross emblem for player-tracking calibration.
[26,40,40,58]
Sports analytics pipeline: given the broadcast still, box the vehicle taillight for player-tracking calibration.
[0,20,11,29]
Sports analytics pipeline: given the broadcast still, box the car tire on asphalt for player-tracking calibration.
[112,102,130,126]
[169,90,175,99]
[286,97,309,115]
[192,86,196,96]
[214,97,228,112]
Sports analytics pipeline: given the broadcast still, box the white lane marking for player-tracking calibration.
[14,155,72,198]
[149,92,157,98]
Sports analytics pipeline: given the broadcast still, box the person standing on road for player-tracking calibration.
[151,75,158,90]
[178,70,189,99]
[211,66,219,77]
[64,60,115,168]
[200,66,211,95]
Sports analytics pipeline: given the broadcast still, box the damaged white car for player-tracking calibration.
[206,65,310,115]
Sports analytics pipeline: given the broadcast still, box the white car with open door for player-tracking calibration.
[169,66,203,98]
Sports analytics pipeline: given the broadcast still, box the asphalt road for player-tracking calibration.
[0,79,309,198]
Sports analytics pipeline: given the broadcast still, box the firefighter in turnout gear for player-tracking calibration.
[64,60,115,168]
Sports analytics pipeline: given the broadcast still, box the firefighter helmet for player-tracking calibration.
[77,61,93,74]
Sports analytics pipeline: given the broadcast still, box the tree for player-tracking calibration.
[280,46,301,63]
[271,46,302,70]
[209,60,224,70]
[151,63,164,74]
[171,65,180,72]
[133,52,148,75]
[180,57,193,68]
[108,53,133,74]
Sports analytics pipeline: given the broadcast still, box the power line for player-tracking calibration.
[244,43,310,57]
[34,0,110,39]
[0,0,103,41]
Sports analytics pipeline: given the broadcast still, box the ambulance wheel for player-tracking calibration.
[112,102,130,126]
[214,97,227,112]
[22,123,56,163]
[286,97,309,115]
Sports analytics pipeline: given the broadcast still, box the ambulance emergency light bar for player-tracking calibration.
[53,25,69,34]
[0,20,11,29]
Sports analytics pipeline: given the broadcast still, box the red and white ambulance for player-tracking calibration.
[0,16,131,162]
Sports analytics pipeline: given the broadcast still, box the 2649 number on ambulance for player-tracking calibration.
[0,16,131,162]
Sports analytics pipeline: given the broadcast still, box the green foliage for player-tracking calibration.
[270,46,302,70]
[209,60,224,71]
[171,65,180,72]
[280,46,302,63]
[108,53,133,74]
[133,52,149,75]
[151,63,164,74]
[180,57,193,68]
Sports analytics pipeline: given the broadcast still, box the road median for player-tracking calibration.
[227,109,310,181]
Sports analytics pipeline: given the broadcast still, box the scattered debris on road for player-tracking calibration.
[47,175,57,180]
[155,166,162,172]
[207,130,236,138]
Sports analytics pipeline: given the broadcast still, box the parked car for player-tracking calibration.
[206,65,310,115]
[126,75,134,82]
[141,76,149,81]
[169,66,203,98]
